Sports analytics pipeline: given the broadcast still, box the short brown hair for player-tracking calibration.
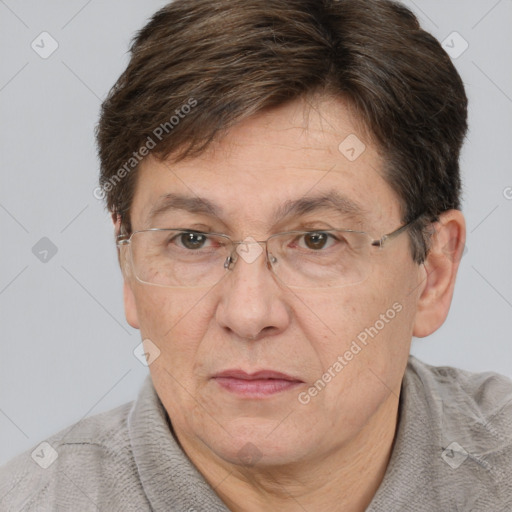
[96,0,468,263]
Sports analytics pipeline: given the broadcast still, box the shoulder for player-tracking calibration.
[0,401,148,512]
[405,356,512,504]
[406,355,512,422]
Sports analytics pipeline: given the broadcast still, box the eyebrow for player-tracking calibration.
[147,193,221,223]
[274,191,366,224]
[145,190,366,226]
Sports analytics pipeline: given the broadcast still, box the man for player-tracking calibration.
[1,0,511,510]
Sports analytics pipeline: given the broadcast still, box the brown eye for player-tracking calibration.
[177,232,208,250]
[302,232,330,250]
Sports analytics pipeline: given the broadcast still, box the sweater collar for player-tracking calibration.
[128,375,230,512]
[128,356,505,511]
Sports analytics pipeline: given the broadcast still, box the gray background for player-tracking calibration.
[0,0,511,465]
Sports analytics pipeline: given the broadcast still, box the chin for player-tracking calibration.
[203,420,312,468]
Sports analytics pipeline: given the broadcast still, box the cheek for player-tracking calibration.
[296,273,415,420]
[132,286,214,372]
[133,287,222,435]
[295,286,394,362]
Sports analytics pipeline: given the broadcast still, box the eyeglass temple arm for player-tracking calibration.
[371,217,422,248]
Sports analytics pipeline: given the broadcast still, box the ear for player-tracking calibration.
[123,279,140,330]
[413,209,466,338]
[112,212,123,267]
[120,248,140,329]
[112,212,140,330]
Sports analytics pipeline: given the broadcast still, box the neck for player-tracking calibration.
[175,391,400,512]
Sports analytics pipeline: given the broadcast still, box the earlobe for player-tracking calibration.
[113,213,139,329]
[412,210,466,338]
[119,245,140,330]
[123,279,140,329]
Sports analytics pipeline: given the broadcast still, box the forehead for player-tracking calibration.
[130,95,402,231]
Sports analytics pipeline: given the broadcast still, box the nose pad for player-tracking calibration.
[223,247,273,272]
[224,254,236,270]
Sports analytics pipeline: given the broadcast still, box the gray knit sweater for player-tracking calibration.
[1,355,511,511]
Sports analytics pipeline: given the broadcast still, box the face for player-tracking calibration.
[121,95,425,468]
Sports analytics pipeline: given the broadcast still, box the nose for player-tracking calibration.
[215,240,290,341]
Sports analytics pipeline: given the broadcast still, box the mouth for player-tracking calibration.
[212,369,304,398]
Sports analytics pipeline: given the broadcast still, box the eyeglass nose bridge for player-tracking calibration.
[223,237,275,271]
